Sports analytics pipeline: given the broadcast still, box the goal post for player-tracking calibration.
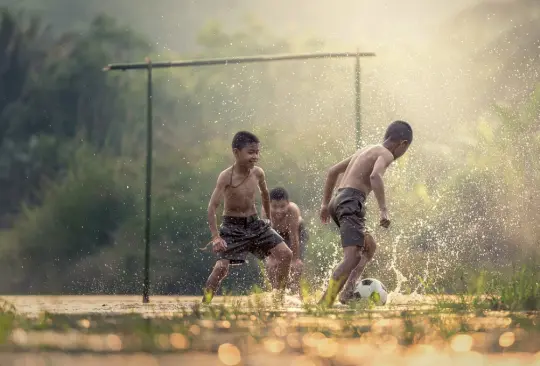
[103,50,376,303]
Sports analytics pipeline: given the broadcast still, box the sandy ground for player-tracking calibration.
[1,293,433,316]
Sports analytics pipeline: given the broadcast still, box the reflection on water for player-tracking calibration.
[1,295,539,365]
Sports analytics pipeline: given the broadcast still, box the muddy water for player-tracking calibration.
[1,295,539,366]
[2,293,432,316]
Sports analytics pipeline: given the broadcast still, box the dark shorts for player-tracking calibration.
[328,187,367,248]
[280,220,309,260]
[218,215,284,265]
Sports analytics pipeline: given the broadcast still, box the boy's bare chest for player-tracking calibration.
[225,176,259,200]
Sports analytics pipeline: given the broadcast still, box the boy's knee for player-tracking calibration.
[275,243,293,262]
[284,247,293,261]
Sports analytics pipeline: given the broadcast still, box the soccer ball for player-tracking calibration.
[352,278,388,306]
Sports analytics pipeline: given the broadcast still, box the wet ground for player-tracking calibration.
[0,295,539,365]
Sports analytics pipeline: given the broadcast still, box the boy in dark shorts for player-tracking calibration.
[262,187,309,294]
[202,131,293,304]
[318,121,413,307]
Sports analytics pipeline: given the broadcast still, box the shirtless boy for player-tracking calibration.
[262,187,309,294]
[203,131,293,304]
[318,121,413,307]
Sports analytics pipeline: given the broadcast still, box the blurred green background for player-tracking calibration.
[0,0,538,295]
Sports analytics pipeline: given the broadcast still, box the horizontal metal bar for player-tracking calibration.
[103,52,376,71]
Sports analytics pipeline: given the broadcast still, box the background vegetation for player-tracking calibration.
[0,0,538,295]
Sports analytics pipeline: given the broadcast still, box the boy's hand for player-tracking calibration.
[292,258,303,269]
[379,208,390,228]
[212,236,227,253]
[320,204,330,224]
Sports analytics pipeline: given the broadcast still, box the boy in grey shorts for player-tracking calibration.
[319,121,413,307]
[202,131,292,304]
[217,215,283,265]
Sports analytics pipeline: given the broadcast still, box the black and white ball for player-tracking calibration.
[353,278,388,306]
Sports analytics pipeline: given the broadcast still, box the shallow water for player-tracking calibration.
[2,293,434,316]
[1,295,539,366]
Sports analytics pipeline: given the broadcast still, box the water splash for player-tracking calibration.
[387,232,408,297]
[413,253,430,294]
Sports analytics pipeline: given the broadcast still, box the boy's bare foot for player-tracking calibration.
[339,291,354,305]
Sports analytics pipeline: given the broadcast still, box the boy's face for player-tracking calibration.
[393,141,410,159]
[270,199,289,218]
[234,142,260,168]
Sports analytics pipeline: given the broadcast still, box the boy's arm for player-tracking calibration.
[288,204,302,260]
[321,156,352,207]
[335,173,343,191]
[257,168,271,223]
[370,151,394,222]
[260,204,268,219]
[207,171,228,239]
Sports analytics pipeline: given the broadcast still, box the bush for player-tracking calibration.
[1,146,135,293]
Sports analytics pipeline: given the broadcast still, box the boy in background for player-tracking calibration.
[263,187,309,294]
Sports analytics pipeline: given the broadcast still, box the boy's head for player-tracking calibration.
[269,187,289,218]
[232,131,260,168]
[383,120,413,159]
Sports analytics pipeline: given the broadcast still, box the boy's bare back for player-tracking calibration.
[338,145,394,195]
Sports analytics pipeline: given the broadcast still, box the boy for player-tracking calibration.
[203,131,293,304]
[318,121,413,307]
[262,187,309,294]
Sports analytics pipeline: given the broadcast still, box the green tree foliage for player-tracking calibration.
[0,10,150,223]
[4,145,135,292]
[0,3,539,295]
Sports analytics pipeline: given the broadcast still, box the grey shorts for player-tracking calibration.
[281,220,309,260]
[218,215,284,264]
[328,187,367,248]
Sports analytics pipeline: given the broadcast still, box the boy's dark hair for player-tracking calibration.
[270,187,289,201]
[384,120,413,143]
[232,131,260,150]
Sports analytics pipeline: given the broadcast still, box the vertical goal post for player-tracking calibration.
[103,50,376,303]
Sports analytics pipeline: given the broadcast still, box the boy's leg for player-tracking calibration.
[289,259,303,294]
[202,259,230,304]
[289,223,307,294]
[267,242,293,291]
[318,188,367,308]
[339,233,377,304]
[203,216,250,303]
[264,257,279,289]
[318,246,363,307]
[250,218,292,293]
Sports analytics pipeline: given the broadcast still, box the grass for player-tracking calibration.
[0,298,17,343]
[429,266,540,313]
[0,266,538,357]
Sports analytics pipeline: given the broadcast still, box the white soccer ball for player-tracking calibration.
[352,278,388,306]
